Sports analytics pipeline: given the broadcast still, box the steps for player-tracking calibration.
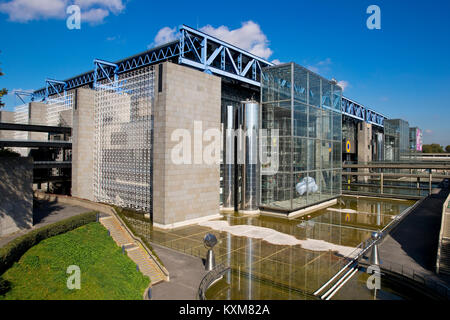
[100,216,166,285]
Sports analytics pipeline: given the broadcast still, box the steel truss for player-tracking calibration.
[29,26,387,128]
[179,25,274,87]
[33,41,182,99]
[13,90,35,104]
[341,96,386,127]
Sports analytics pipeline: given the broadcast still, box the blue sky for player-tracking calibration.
[0,0,449,145]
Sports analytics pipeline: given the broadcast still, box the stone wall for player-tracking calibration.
[153,62,222,228]
[0,111,16,140]
[0,157,33,236]
[71,88,95,201]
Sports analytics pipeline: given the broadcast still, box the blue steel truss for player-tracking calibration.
[30,25,387,128]
[341,96,386,127]
[33,40,182,99]
[45,79,66,99]
[13,90,35,104]
[93,59,118,88]
[178,25,274,87]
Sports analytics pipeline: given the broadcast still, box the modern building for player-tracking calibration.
[385,119,410,160]
[409,127,423,152]
[1,25,394,229]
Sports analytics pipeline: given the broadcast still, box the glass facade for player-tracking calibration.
[260,63,342,211]
[385,119,409,160]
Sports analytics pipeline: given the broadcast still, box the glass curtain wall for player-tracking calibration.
[261,63,342,212]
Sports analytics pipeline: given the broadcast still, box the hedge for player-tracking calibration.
[0,211,98,275]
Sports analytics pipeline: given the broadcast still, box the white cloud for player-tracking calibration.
[0,0,67,22]
[149,21,276,60]
[271,59,283,65]
[425,129,433,134]
[307,65,319,73]
[81,7,108,23]
[200,21,273,59]
[0,0,125,23]
[307,58,332,74]
[150,26,179,48]
[337,80,349,91]
[74,0,124,14]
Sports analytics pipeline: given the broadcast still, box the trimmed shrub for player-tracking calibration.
[0,211,97,275]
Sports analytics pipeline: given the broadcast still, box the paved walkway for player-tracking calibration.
[149,242,207,300]
[0,199,88,248]
[99,215,166,285]
[379,186,450,285]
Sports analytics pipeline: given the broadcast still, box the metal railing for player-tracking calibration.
[314,199,422,299]
[198,264,231,300]
[436,193,450,275]
[379,260,450,299]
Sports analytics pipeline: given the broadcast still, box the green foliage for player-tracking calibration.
[0,148,20,157]
[445,145,450,153]
[0,211,98,275]
[422,144,445,153]
[0,222,150,300]
[0,52,7,109]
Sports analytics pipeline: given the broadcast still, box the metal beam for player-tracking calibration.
[0,122,71,134]
[13,90,35,104]
[342,96,386,127]
[179,25,274,87]
[33,40,183,98]
[0,140,72,148]
[34,161,72,169]
[343,163,450,169]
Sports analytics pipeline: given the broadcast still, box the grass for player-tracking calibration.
[0,222,150,300]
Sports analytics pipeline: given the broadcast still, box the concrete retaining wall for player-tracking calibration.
[0,157,33,236]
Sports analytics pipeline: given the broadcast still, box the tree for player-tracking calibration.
[0,51,7,109]
[446,145,450,153]
[422,144,444,153]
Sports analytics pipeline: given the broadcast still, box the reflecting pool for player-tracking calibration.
[124,196,415,299]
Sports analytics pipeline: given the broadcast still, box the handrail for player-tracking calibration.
[198,264,230,300]
[436,193,450,274]
[109,207,170,280]
[314,199,422,298]
[366,260,450,299]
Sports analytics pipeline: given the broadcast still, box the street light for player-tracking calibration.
[204,233,217,271]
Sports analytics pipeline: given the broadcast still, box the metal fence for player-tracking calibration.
[380,260,450,299]
[198,264,230,300]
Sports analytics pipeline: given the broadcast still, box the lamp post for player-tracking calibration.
[204,233,217,271]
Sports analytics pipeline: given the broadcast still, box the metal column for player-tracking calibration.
[239,100,260,214]
[222,105,235,212]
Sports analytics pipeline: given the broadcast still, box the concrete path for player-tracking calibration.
[0,199,88,248]
[150,242,207,300]
[99,215,166,285]
[379,186,450,285]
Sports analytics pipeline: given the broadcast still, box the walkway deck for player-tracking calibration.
[149,242,206,300]
[0,199,88,248]
[378,186,450,285]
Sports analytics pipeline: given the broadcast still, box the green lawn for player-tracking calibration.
[0,222,150,300]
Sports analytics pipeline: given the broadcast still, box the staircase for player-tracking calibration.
[100,215,166,285]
